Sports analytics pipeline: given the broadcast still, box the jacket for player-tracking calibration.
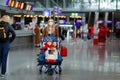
[42,26,59,38]
[0,21,16,43]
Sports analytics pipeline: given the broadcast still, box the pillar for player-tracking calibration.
[20,14,25,30]
[105,12,109,26]
[93,12,99,45]
[46,0,49,8]
[0,10,1,17]
[10,15,13,25]
[63,0,66,8]
[112,12,114,32]
[67,16,69,23]
[94,12,99,34]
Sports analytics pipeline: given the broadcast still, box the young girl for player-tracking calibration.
[44,39,54,49]
[44,39,58,62]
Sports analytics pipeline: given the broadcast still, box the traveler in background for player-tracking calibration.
[76,28,81,38]
[58,27,65,41]
[98,23,108,44]
[0,15,16,78]
[62,27,67,38]
[34,23,40,47]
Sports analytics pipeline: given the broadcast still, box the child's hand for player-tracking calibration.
[48,48,50,50]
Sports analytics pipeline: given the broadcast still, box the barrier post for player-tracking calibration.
[93,12,99,45]
[93,34,98,45]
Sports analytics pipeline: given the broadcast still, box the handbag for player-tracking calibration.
[60,46,67,57]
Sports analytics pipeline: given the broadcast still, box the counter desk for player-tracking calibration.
[10,30,35,50]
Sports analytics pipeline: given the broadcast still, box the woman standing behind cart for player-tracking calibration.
[42,19,59,42]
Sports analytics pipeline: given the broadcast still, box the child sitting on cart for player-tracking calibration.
[44,39,59,62]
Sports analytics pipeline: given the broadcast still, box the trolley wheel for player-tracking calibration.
[59,69,62,74]
[55,71,58,74]
[39,70,42,74]
[48,70,53,75]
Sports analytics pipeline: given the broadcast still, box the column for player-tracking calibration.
[105,12,109,26]
[21,14,25,30]
[46,0,49,8]
[0,10,1,17]
[94,12,99,34]
[88,12,95,27]
[93,12,99,45]
[63,0,66,8]
[88,12,91,26]
[67,16,69,23]
[112,12,114,32]
[10,15,14,25]
[81,14,85,38]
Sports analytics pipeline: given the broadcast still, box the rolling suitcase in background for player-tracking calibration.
[60,46,67,57]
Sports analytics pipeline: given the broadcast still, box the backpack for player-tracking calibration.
[0,22,8,42]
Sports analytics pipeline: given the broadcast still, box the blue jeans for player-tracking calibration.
[0,42,10,74]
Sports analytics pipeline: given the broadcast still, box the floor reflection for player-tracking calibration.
[1,38,120,80]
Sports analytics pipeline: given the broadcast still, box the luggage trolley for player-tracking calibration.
[37,35,64,75]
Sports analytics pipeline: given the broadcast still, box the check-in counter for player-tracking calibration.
[10,30,35,50]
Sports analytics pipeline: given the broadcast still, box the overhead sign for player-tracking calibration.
[43,9,51,16]
[71,13,78,16]
[54,6,62,16]
[6,0,15,7]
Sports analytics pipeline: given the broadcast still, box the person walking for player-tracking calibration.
[0,15,16,78]
[34,23,40,47]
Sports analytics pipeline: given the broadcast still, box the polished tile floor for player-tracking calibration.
[1,38,120,80]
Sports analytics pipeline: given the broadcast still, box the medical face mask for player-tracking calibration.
[49,22,53,26]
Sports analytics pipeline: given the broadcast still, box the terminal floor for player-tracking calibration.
[1,38,120,80]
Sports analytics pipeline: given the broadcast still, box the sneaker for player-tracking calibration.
[0,74,5,78]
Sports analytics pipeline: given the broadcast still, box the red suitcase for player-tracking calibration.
[60,46,67,57]
[93,39,98,45]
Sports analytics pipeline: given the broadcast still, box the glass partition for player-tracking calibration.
[34,0,119,11]
[117,0,120,9]
[47,0,64,8]
[99,0,116,11]
[39,0,46,8]
[2,0,120,11]
[65,0,99,11]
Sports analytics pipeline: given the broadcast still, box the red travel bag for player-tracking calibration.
[60,46,67,57]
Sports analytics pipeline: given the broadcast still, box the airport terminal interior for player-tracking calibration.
[0,0,120,80]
